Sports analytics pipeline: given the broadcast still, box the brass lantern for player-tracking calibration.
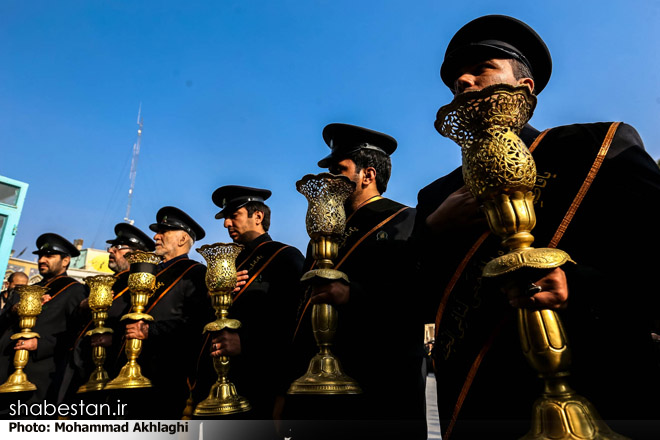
[288,172,361,395]
[0,285,48,393]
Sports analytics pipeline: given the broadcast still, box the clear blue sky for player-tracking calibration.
[2,1,659,263]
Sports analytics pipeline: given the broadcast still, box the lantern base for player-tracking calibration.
[0,371,36,393]
[522,390,628,440]
[77,369,110,393]
[288,352,362,395]
[193,382,251,416]
[104,362,152,390]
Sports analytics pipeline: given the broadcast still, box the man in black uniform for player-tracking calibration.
[0,272,28,325]
[65,223,156,400]
[190,187,303,432]
[414,15,660,439]
[113,207,208,419]
[285,124,427,439]
[0,233,87,416]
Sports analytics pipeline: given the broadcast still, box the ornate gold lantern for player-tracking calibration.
[194,242,251,416]
[0,285,48,393]
[77,274,117,393]
[288,172,361,395]
[435,84,626,440]
[105,250,162,390]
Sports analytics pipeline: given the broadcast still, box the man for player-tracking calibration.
[285,123,427,439]
[414,15,660,439]
[191,186,303,429]
[112,207,208,419]
[63,223,156,401]
[0,233,87,414]
[0,272,28,320]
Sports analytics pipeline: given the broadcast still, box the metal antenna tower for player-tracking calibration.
[124,104,143,225]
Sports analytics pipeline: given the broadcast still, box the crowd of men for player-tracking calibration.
[1,14,660,440]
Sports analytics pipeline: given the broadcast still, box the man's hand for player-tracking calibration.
[425,186,485,234]
[233,270,249,293]
[210,330,241,357]
[311,281,350,306]
[41,294,52,305]
[15,338,37,351]
[125,321,149,340]
[91,333,113,347]
[501,267,569,310]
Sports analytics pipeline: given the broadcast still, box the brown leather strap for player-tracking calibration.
[234,245,291,302]
[237,241,271,271]
[73,320,94,347]
[335,206,409,268]
[434,231,490,337]
[548,122,620,248]
[145,263,202,314]
[444,316,509,440]
[188,332,212,391]
[43,274,66,288]
[48,281,78,301]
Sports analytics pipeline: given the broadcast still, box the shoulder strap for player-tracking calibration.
[336,206,410,269]
[145,262,203,314]
[234,245,291,302]
[547,122,620,248]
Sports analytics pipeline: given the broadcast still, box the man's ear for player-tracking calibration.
[252,210,264,226]
[362,167,377,186]
[61,255,71,269]
[518,77,535,94]
[178,231,190,247]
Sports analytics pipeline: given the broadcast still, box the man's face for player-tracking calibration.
[38,253,69,278]
[7,275,28,290]
[153,229,187,261]
[107,244,133,273]
[223,207,260,244]
[453,58,531,95]
[329,158,362,203]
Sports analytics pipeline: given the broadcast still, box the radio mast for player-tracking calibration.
[124,104,143,225]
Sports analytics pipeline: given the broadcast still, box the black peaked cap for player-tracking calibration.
[33,233,81,258]
[212,185,272,219]
[149,206,206,241]
[440,15,552,94]
[106,223,156,252]
[318,123,397,168]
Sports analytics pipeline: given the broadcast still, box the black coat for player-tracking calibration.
[414,122,660,438]
[106,255,208,419]
[285,197,427,440]
[191,233,304,421]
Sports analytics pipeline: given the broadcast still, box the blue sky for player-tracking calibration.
[2,1,659,263]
